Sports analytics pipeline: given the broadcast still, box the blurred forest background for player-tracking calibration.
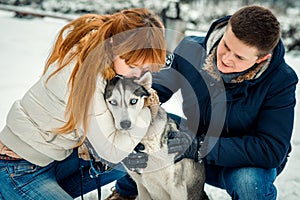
[1,0,300,51]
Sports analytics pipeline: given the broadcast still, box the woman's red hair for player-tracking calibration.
[43,8,166,144]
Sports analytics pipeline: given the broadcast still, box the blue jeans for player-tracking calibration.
[205,163,277,200]
[0,148,130,200]
[115,163,277,200]
[114,174,138,196]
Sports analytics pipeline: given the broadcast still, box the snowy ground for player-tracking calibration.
[1,11,300,199]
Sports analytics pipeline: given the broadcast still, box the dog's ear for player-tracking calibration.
[104,76,121,99]
[135,72,152,90]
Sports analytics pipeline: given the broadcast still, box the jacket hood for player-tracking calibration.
[204,15,230,53]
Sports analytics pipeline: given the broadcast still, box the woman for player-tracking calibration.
[0,8,166,199]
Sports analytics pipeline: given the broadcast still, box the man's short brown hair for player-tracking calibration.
[229,5,280,57]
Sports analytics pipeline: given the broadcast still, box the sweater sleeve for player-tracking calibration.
[86,77,151,164]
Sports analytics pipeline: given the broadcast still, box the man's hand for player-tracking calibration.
[167,129,204,163]
[122,143,148,172]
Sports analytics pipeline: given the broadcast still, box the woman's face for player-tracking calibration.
[113,56,150,78]
[217,25,269,73]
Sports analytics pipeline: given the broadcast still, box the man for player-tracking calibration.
[107,5,298,200]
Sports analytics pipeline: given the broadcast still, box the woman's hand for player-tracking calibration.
[122,143,148,172]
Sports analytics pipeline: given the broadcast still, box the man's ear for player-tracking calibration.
[256,53,271,64]
[135,72,152,90]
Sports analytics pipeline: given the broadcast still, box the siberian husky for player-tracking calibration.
[104,72,206,200]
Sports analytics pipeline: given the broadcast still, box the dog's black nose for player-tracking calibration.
[120,120,131,129]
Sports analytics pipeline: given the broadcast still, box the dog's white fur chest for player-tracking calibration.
[127,108,205,200]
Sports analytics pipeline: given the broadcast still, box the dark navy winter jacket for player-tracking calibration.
[152,16,298,173]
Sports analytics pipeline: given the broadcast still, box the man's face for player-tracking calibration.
[217,25,263,74]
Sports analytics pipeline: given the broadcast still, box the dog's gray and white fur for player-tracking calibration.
[104,72,206,200]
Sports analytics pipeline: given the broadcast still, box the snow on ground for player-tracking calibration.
[1,10,300,199]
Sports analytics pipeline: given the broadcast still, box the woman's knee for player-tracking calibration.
[222,167,277,200]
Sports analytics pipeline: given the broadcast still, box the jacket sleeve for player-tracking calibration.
[152,54,179,103]
[153,36,207,104]
[205,66,298,168]
[86,77,151,164]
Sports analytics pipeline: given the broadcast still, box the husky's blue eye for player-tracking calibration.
[130,98,138,105]
[109,100,117,106]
